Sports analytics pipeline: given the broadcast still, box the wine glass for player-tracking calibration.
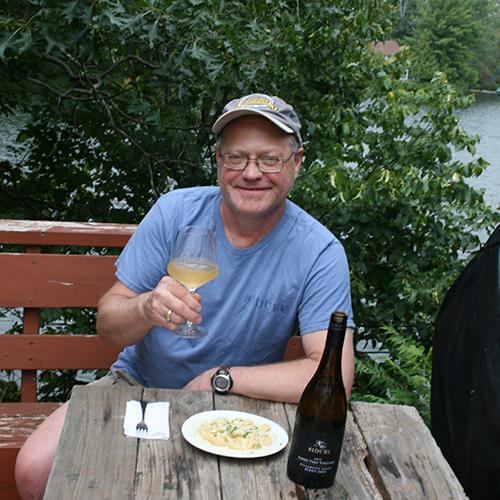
[167,226,218,337]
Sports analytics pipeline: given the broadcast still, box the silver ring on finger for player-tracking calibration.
[166,308,173,323]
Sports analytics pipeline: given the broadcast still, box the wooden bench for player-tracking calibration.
[0,218,306,499]
[0,219,136,499]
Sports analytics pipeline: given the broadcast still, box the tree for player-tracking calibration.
[0,0,497,407]
[391,0,419,39]
[407,0,481,89]
[470,0,500,89]
[403,0,500,90]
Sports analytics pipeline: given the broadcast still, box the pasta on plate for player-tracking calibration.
[199,417,272,450]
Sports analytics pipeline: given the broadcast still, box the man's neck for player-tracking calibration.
[220,202,285,249]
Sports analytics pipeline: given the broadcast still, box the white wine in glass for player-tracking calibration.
[167,259,218,291]
[167,226,218,337]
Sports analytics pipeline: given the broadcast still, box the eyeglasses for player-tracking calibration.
[220,151,296,173]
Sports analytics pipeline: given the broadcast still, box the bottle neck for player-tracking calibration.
[316,316,346,378]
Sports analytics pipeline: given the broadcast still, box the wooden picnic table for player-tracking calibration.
[44,385,467,500]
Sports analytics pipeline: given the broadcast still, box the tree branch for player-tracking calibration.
[99,55,158,80]
[45,54,93,82]
[28,78,102,101]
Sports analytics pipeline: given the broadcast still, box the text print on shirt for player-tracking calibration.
[243,295,289,313]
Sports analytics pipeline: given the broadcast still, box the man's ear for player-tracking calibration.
[214,145,222,163]
[293,148,304,178]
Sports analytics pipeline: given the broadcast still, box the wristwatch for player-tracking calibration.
[211,366,233,394]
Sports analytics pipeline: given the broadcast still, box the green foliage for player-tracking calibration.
[0,1,498,411]
[471,0,500,90]
[406,0,481,90]
[395,0,500,90]
[391,0,419,39]
[0,375,19,401]
[352,325,432,425]
[294,66,497,349]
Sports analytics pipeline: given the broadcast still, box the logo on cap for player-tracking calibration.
[212,92,303,146]
[236,95,279,112]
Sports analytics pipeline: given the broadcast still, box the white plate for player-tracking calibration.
[181,409,289,459]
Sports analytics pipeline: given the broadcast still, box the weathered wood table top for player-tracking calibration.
[44,385,466,500]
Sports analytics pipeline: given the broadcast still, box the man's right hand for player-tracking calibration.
[97,278,202,346]
[140,276,202,330]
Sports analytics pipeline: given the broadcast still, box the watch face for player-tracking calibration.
[214,375,230,391]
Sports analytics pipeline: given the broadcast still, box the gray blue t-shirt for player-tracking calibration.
[112,187,353,388]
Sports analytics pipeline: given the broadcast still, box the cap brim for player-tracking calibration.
[212,109,294,135]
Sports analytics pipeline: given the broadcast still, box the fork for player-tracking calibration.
[136,399,149,433]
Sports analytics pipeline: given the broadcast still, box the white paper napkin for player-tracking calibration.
[123,400,170,440]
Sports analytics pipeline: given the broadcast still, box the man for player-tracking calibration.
[15,93,355,500]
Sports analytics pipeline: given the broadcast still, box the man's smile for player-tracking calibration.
[235,185,272,194]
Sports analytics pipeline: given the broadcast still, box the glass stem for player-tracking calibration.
[185,288,197,327]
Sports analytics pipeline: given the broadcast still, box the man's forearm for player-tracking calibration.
[230,328,355,403]
[97,292,152,347]
[185,337,355,405]
[230,353,354,404]
[230,358,320,404]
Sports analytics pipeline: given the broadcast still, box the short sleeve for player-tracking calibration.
[298,240,354,334]
[115,195,181,293]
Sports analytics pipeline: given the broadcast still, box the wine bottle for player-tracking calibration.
[286,310,348,489]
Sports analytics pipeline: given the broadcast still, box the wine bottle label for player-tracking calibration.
[290,427,344,477]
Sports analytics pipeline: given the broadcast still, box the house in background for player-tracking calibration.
[372,40,409,80]
[372,40,401,59]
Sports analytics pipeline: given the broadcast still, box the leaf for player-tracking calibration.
[0,28,22,59]
[61,1,79,23]
[146,20,161,48]
[103,6,128,29]
[16,31,32,54]
[0,36,10,60]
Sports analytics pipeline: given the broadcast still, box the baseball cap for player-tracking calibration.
[212,93,302,146]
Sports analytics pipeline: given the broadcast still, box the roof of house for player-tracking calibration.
[372,40,401,57]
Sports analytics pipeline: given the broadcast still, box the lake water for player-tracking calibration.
[455,93,500,212]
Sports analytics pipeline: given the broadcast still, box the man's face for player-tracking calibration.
[216,115,303,223]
